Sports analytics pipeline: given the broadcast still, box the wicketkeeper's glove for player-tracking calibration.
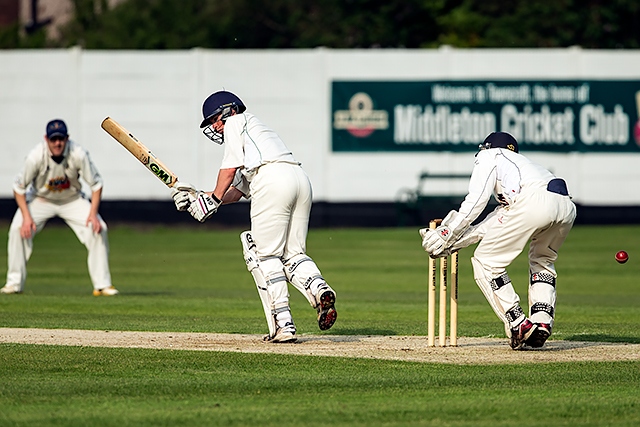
[418,210,471,257]
[420,226,453,257]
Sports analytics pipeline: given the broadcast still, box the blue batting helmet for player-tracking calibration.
[200,91,246,128]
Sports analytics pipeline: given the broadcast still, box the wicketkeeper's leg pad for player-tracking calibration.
[528,271,556,326]
[471,256,524,337]
[284,254,335,308]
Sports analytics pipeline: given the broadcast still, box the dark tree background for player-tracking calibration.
[1,0,640,49]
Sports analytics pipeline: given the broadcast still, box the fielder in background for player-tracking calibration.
[1,119,118,297]
[172,90,337,343]
[419,132,576,350]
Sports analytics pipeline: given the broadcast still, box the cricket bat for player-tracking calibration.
[634,91,640,145]
[101,117,178,188]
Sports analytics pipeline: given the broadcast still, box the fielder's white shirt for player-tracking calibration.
[220,112,299,176]
[13,140,103,202]
[458,148,558,224]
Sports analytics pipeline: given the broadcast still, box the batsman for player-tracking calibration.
[420,132,576,350]
[171,90,337,343]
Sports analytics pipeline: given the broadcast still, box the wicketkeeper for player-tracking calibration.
[171,90,337,343]
[420,132,576,349]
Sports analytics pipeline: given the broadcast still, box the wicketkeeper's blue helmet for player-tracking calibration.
[479,131,519,153]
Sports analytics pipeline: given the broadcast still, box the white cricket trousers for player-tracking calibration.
[250,162,312,261]
[5,196,112,291]
[471,183,576,327]
[249,162,312,304]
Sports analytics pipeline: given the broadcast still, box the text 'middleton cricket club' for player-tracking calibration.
[334,90,640,148]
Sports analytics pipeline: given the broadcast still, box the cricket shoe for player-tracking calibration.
[93,286,120,296]
[509,319,537,350]
[271,322,297,343]
[525,323,552,348]
[0,284,22,294]
[316,289,337,331]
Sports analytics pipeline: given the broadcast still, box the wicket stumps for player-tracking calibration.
[427,219,459,347]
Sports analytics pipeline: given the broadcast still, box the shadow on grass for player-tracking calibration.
[564,334,640,344]
[328,328,398,336]
[118,291,176,296]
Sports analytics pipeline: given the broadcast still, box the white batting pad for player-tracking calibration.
[284,254,334,308]
[240,231,275,338]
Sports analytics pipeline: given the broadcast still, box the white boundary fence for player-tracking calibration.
[2,47,640,205]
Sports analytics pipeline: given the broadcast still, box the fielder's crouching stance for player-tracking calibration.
[420,132,576,350]
[171,91,337,343]
[2,119,118,296]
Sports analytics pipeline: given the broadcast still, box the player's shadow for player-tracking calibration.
[297,335,364,343]
[563,334,640,344]
[119,291,175,296]
[325,328,398,336]
[520,336,639,352]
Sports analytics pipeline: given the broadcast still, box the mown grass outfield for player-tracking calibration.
[0,222,639,426]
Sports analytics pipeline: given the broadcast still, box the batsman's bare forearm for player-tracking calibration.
[221,187,244,204]
[212,168,237,201]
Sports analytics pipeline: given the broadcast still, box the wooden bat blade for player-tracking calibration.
[101,117,178,188]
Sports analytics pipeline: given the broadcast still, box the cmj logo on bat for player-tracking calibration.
[333,92,389,137]
[149,162,172,184]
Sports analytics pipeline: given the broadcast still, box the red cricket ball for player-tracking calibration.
[615,250,629,264]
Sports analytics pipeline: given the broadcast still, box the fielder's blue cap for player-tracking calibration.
[46,119,68,138]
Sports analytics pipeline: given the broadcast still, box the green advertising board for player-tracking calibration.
[332,81,640,152]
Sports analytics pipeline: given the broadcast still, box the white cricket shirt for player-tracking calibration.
[13,140,103,202]
[458,148,557,224]
[219,113,299,177]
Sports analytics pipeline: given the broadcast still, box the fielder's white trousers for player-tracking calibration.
[249,162,312,304]
[472,183,576,326]
[5,196,112,291]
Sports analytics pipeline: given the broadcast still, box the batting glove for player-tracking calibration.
[171,182,196,211]
[187,191,219,222]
